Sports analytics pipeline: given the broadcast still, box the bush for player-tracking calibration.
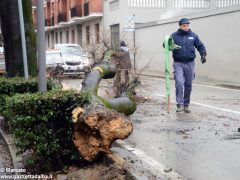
[3,90,91,171]
[0,77,57,114]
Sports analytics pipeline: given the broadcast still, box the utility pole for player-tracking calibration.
[17,0,29,79]
[36,0,47,92]
[133,14,136,71]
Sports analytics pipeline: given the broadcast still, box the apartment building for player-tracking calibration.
[33,0,103,48]
[104,0,240,83]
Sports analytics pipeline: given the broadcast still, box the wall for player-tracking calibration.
[135,6,240,84]
[103,0,240,84]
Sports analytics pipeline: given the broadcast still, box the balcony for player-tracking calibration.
[45,18,51,26]
[51,16,54,26]
[58,12,67,23]
[84,2,89,16]
[71,5,82,18]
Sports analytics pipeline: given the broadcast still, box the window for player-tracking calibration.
[77,25,82,45]
[55,32,58,44]
[216,0,240,7]
[110,0,120,11]
[66,31,69,43]
[60,31,62,43]
[48,34,50,48]
[86,26,90,45]
[173,0,210,8]
[95,24,100,44]
[72,29,75,43]
[128,0,166,8]
[51,31,54,45]
[111,24,119,48]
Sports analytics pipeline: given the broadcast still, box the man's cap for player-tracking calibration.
[179,18,190,25]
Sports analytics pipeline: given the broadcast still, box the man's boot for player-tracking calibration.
[184,106,191,113]
[176,105,184,112]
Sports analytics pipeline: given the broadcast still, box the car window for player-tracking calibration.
[60,47,85,56]
[46,52,63,65]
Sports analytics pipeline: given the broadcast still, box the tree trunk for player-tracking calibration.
[22,0,37,76]
[72,62,136,161]
[0,0,37,77]
[0,0,23,77]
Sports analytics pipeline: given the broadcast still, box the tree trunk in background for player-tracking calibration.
[0,0,23,77]
[0,0,37,77]
[22,0,37,76]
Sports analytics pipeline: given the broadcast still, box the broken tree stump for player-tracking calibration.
[72,105,133,161]
[72,62,135,161]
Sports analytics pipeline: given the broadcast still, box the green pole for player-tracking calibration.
[164,36,181,113]
[164,35,171,113]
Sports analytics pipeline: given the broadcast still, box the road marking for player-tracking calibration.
[191,102,240,115]
[117,140,182,179]
[156,94,240,115]
[193,83,240,92]
[156,78,240,92]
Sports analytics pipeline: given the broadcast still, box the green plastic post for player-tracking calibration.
[164,36,171,113]
[164,36,181,113]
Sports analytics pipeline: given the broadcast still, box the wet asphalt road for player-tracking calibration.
[121,76,240,180]
[63,76,240,180]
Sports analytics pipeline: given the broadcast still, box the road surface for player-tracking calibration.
[62,76,240,180]
[114,76,240,180]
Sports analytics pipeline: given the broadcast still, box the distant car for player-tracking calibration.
[0,47,4,54]
[46,49,65,74]
[52,44,92,75]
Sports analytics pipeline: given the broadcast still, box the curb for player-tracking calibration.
[0,117,23,173]
[0,116,136,179]
[140,74,240,90]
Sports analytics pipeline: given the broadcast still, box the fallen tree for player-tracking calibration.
[72,62,136,161]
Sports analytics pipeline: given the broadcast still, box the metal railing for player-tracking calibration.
[57,12,67,23]
[84,2,89,16]
[216,0,240,7]
[128,0,167,8]
[173,0,210,8]
[71,5,82,18]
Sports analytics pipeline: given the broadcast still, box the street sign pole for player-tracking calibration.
[124,15,135,70]
[17,0,29,79]
[133,14,136,71]
[36,0,47,92]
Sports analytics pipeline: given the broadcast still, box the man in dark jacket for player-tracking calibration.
[171,18,207,113]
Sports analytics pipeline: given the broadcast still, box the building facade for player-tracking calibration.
[103,0,240,84]
[33,0,103,49]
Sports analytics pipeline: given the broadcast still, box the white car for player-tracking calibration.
[46,49,65,74]
[53,44,91,75]
[0,47,4,54]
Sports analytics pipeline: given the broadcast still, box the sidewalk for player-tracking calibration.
[140,71,240,90]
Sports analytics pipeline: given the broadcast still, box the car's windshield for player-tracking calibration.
[46,53,61,61]
[60,46,84,56]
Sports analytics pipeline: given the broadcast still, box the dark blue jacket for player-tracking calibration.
[171,29,206,63]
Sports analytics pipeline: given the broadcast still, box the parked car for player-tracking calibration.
[46,49,65,74]
[0,47,4,54]
[52,44,92,75]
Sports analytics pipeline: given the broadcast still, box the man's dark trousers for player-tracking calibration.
[173,61,195,106]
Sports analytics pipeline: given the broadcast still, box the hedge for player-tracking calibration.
[0,77,57,114]
[2,90,91,170]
